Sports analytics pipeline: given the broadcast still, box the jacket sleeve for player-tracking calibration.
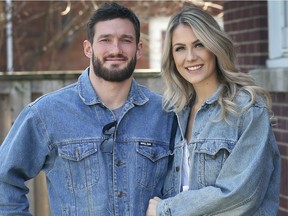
[0,106,50,215]
[157,105,281,216]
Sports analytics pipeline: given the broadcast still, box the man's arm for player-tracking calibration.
[0,106,50,215]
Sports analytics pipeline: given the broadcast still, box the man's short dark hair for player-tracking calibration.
[87,2,140,44]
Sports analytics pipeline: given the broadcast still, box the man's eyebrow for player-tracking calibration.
[97,34,111,39]
[120,34,135,40]
[97,34,135,40]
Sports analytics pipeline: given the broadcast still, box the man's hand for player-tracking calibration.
[146,196,162,216]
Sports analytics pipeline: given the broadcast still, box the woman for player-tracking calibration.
[146,6,281,216]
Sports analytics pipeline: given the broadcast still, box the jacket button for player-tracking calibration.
[175,166,180,172]
[116,191,126,197]
[211,155,217,160]
[116,160,124,166]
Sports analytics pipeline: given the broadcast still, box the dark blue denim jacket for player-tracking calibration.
[0,68,175,216]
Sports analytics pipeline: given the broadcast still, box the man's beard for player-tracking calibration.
[92,52,137,82]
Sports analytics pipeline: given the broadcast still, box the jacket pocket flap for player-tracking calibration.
[136,142,170,162]
[58,142,98,161]
[194,139,235,156]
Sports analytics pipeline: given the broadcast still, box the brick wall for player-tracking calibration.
[272,92,288,215]
[223,1,288,215]
[223,1,268,73]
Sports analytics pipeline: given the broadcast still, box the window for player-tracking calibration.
[149,17,170,70]
[267,0,288,68]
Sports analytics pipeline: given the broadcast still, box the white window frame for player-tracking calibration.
[149,17,170,70]
[267,0,288,68]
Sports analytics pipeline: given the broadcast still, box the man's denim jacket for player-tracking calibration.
[0,68,175,216]
[160,86,281,216]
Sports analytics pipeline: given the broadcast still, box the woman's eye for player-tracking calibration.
[175,47,184,52]
[195,43,204,48]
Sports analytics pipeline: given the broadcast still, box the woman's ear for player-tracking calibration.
[83,40,92,58]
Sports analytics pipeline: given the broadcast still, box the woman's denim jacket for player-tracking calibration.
[160,86,281,216]
[0,68,175,216]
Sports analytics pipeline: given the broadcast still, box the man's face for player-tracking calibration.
[91,50,137,82]
[89,18,142,82]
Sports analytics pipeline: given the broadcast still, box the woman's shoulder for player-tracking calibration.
[234,89,268,109]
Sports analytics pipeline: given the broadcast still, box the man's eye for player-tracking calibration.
[100,38,110,42]
[122,39,132,43]
[121,38,133,44]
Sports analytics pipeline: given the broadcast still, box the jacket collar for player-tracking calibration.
[176,84,224,138]
[78,67,148,106]
[205,84,224,105]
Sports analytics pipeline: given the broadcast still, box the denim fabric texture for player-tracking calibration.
[160,86,281,216]
[0,68,175,216]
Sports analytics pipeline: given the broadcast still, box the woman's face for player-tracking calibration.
[171,24,218,89]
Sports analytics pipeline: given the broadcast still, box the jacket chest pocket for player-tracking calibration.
[193,140,234,187]
[136,142,170,189]
[58,142,99,190]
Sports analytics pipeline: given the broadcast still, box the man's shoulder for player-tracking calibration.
[137,83,163,100]
[29,82,78,109]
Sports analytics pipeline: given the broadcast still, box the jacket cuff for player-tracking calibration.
[157,199,171,216]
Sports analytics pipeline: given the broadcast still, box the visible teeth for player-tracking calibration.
[187,65,202,71]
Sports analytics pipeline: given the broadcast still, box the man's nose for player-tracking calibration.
[110,40,122,55]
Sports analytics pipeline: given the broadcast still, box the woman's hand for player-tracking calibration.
[146,196,162,216]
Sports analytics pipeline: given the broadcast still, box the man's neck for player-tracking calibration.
[89,71,132,110]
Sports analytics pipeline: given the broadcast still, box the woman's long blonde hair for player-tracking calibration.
[162,6,272,120]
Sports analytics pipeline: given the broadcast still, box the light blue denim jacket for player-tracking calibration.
[160,86,281,216]
[0,68,175,216]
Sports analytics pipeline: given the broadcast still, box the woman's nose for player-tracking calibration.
[186,49,197,61]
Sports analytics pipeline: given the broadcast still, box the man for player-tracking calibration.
[0,3,174,215]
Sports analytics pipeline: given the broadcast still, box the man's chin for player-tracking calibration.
[105,63,126,70]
